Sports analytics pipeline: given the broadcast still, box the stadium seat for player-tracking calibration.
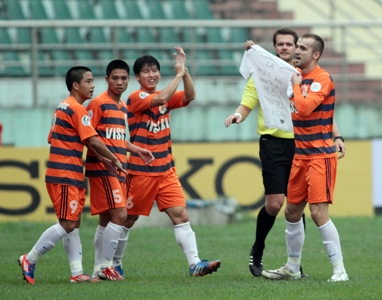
[121,49,141,67]
[195,50,219,76]
[193,0,214,19]
[149,50,172,76]
[218,50,239,75]
[99,0,120,19]
[4,0,26,19]
[35,51,53,77]
[29,0,48,20]
[4,0,31,44]
[169,0,191,19]
[0,13,27,77]
[159,28,181,44]
[123,0,144,19]
[52,0,73,19]
[147,1,166,19]
[136,27,156,43]
[230,28,249,43]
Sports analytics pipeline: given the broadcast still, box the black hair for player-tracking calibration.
[65,66,92,92]
[106,59,130,77]
[273,27,299,46]
[300,33,325,59]
[133,55,160,75]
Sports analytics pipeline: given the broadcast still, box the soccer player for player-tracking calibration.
[18,66,127,284]
[117,45,220,277]
[84,59,154,280]
[224,28,345,277]
[261,33,349,282]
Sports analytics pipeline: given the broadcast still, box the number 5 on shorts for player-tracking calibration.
[112,189,122,203]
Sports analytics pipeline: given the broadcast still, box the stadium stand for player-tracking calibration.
[0,0,380,104]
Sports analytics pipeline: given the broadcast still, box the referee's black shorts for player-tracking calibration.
[259,135,295,195]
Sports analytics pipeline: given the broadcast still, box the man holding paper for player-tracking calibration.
[224,28,345,278]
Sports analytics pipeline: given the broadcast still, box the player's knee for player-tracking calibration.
[124,214,139,228]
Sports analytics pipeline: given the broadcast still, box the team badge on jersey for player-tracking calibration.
[310,82,322,92]
[139,92,150,99]
[82,115,91,126]
[88,110,93,119]
[159,105,167,114]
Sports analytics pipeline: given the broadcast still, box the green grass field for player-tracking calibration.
[1,215,381,299]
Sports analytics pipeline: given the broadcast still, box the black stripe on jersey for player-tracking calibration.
[102,177,115,209]
[45,175,85,188]
[60,185,68,219]
[50,146,83,158]
[292,117,333,128]
[301,79,314,85]
[55,117,74,129]
[127,161,174,173]
[47,161,83,173]
[100,104,127,114]
[85,170,127,182]
[85,156,127,169]
[325,158,332,202]
[105,145,128,155]
[295,146,336,155]
[313,103,335,113]
[57,107,75,116]
[99,117,126,125]
[328,89,335,97]
[132,134,170,145]
[52,132,82,143]
[294,132,333,142]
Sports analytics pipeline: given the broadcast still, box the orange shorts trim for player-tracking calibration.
[88,176,126,215]
[46,183,86,221]
[287,156,337,204]
[126,169,186,216]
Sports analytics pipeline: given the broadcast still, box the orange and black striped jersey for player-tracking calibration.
[45,96,97,188]
[126,89,186,175]
[85,91,128,182]
[290,65,337,159]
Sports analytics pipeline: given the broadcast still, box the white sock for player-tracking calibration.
[285,218,304,273]
[27,223,67,264]
[93,225,105,277]
[173,222,200,267]
[113,226,130,268]
[319,219,346,273]
[63,228,83,277]
[101,222,122,269]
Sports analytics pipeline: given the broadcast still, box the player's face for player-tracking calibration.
[294,37,317,69]
[274,34,296,64]
[106,68,129,97]
[135,63,161,93]
[77,71,94,101]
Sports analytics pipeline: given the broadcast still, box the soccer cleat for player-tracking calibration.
[114,265,125,278]
[262,265,301,280]
[328,272,349,282]
[99,266,125,281]
[249,247,263,277]
[70,273,92,283]
[189,259,221,277]
[18,254,36,285]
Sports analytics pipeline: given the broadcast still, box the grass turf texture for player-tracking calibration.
[1,215,381,299]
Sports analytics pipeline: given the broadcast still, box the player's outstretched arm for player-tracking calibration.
[150,45,185,108]
[224,104,252,127]
[127,142,154,165]
[85,136,128,175]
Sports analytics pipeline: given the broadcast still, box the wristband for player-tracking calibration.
[234,112,243,119]
[334,136,344,142]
